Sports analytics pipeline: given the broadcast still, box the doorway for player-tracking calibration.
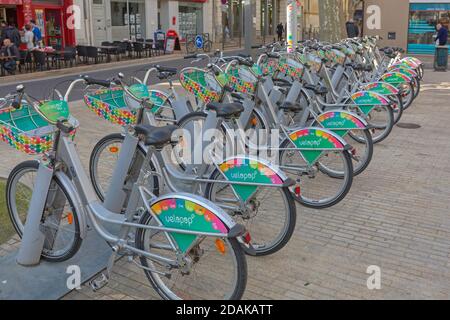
[92,0,107,45]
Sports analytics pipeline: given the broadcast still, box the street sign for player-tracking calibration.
[195,35,204,49]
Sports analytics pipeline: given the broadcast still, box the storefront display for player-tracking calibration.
[408,3,450,54]
[0,0,75,47]
[178,1,203,40]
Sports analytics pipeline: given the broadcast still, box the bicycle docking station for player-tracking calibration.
[16,162,54,266]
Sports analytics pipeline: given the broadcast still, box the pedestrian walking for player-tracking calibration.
[346,19,359,38]
[276,22,284,42]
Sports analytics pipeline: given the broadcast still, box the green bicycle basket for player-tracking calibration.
[179,68,224,104]
[0,100,77,155]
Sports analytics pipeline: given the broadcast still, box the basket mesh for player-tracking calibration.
[179,69,222,104]
[0,103,76,155]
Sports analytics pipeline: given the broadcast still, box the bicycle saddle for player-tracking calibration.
[134,124,179,147]
[154,65,178,75]
[206,102,244,119]
[303,84,329,95]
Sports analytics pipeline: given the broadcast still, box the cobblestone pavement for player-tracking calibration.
[1,71,450,300]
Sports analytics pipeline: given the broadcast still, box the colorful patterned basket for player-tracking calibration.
[84,85,172,127]
[84,87,137,126]
[258,57,280,76]
[0,101,77,155]
[226,64,259,95]
[277,56,305,80]
[179,68,224,104]
[305,53,323,73]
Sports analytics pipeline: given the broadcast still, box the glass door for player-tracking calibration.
[45,9,63,48]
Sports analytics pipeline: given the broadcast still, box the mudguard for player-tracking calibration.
[388,67,418,79]
[288,127,348,165]
[363,82,400,95]
[351,91,391,115]
[400,57,421,68]
[149,193,238,253]
[315,110,368,138]
[380,72,412,85]
[217,156,291,202]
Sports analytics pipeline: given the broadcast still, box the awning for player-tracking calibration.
[0,0,23,4]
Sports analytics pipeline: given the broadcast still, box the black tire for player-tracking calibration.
[400,81,415,110]
[135,210,247,300]
[279,138,354,209]
[343,129,374,176]
[186,41,196,54]
[6,160,82,262]
[391,94,404,125]
[205,168,297,256]
[89,133,160,202]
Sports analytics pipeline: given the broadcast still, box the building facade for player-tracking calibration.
[74,0,215,45]
[0,0,76,46]
[363,0,450,54]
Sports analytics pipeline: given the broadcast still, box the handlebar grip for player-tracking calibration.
[251,45,262,49]
[238,53,251,59]
[184,54,197,59]
[83,76,113,87]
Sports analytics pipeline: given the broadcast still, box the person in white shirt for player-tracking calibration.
[21,24,35,50]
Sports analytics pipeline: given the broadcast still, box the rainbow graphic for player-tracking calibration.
[317,112,366,129]
[219,158,283,185]
[351,91,390,105]
[150,197,229,252]
[364,82,399,95]
[380,72,411,84]
[289,128,344,149]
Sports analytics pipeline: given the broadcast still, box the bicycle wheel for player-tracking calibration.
[279,138,353,209]
[347,104,394,144]
[390,94,404,125]
[203,41,212,53]
[186,41,196,54]
[399,81,415,110]
[89,133,160,203]
[205,169,297,256]
[135,210,247,300]
[6,161,82,262]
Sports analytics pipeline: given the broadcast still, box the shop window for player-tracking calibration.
[408,3,450,54]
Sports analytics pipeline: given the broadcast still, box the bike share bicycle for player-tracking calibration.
[2,82,248,300]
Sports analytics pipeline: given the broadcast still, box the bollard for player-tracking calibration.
[16,162,54,266]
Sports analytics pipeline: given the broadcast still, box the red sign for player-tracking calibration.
[0,0,22,4]
[22,0,33,24]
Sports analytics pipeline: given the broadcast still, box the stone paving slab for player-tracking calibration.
[1,71,450,300]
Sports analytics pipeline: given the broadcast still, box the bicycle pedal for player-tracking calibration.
[89,273,109,291]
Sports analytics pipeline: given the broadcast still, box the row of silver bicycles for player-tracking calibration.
[0,36,423,299]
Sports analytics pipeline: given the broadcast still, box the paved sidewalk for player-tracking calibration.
[2,71,450,299]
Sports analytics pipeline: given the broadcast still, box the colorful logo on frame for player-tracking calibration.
[151,198,228,253]
[289,128,344,164]
[219,158,283,201]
